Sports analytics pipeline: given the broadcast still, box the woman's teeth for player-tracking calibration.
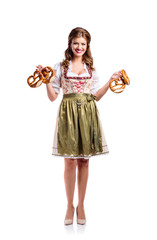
[76,50,83,53]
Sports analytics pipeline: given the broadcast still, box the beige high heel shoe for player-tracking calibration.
[64,206,75,225]
[76,206,86,225]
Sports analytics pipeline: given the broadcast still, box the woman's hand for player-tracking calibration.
[108,70,123,84]
[36,65,49,72]
[36,65,44,72]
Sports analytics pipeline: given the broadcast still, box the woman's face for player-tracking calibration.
[71,37,87,57]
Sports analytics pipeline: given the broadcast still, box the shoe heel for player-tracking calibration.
[64,206,75,225]
[76,206,86,225]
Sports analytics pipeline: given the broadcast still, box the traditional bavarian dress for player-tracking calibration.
[51,61,109,159]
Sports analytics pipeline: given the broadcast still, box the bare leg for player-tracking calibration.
[64,158,77,220]
[77,158,89,219]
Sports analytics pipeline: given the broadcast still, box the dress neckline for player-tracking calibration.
[69,60,88,76]
[63,61,92,80]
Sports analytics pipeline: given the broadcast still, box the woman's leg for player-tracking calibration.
[64,158,77,219]
[77,158,89,219]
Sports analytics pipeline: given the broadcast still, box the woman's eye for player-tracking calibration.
[73,43,86,45]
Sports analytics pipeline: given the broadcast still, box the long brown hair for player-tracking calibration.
[61,27,95,71]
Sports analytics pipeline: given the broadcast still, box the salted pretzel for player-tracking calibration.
[41,66,55,84]
[27,69,43,88]
[27,66,55,88]
[109,69,130,93]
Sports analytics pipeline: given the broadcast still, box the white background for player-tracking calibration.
[0,0,157,239]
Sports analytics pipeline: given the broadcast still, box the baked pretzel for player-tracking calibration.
[27,70,43,88]
[109,78,126,93]
[121,69,130,85]
[41,66,55,84]
[27,66,55,88]
[109,69,130,93]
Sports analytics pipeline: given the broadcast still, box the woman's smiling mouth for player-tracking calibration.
[76,49,83,53]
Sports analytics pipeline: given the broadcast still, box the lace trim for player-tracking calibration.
[64,64,92,80]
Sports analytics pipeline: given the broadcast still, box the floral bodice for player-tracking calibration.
[51,61,101,95]
[61,64,93,94]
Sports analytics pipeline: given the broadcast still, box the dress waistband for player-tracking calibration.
[63,93,97,101]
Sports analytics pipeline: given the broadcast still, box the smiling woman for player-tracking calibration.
[36,27,121,226]
[49,27,110,225]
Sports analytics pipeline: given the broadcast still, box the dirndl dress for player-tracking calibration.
[51,62,109,159]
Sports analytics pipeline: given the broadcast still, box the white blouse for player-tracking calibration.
[51,61,101,95]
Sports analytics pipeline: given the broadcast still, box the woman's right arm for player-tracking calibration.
[36,63,61,102]
[46,83,58,102]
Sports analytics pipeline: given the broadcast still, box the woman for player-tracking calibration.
[36,27,122,225]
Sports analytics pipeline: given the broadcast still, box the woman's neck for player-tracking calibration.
[71,56,83,64]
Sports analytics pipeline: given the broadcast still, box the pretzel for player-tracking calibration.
[27,70,43,88]
[121,69,130,85]
[109,78,126,93]
[109,69,130,93]
[27,66,55,88]
[41,66,55,84]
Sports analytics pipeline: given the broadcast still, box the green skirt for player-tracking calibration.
[52,93,109,159]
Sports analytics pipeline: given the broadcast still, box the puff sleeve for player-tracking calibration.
[51,62,61,94]
[90,70,101,95]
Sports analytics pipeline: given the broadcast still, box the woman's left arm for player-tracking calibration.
[94,80,110,101]
[94,70,122,101]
